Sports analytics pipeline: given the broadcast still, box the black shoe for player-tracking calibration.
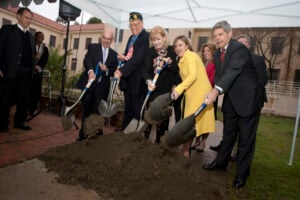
[76,129,87,141]
[96,129,104,136]
[14,124,32,130]
[202,161,226,171]
[233,175,247,188]
[209,144,221,151]
[0,127,9,133]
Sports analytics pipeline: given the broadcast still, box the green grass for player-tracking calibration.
[224,113,300,200]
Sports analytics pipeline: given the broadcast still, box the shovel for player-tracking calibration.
[98,61,124,117]
[162,102,207,147]
[98,77,120,117]
[61,79,94,130]
[124,60,168,134]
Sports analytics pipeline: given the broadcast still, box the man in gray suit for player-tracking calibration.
[203,21,263,188]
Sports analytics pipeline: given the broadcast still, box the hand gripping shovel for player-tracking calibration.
[61,79,94,130]
[162,102,207,148]
[124,57,168,134]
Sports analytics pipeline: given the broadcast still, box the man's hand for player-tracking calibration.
[99,63,107,72]
[0,70,3,78]
[114,69,122,79]
[88,70,96,80]
[205,88,219,105]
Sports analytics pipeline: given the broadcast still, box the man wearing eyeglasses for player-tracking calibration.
[0,7,35,132]
[75,30,118,141]
[114,12,149,131]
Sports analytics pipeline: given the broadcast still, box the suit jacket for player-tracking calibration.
[35,44,49,70]
[143,45,179,101]
[119,29,149,95]
[252,53,268,102]
[214,39,262,116]
[76,43,118,95]
[0,24,35,78]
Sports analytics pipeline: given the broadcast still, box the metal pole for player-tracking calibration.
[288,94,300,165]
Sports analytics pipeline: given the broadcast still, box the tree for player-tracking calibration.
[234,28,297,81]
[86,17,102,24]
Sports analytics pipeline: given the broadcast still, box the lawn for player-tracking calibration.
[227,114,300,200]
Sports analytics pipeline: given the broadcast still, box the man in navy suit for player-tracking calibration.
[76,30,118,140]
[203,21,263,188]
[114,12,149,131]
[0,7,35,132]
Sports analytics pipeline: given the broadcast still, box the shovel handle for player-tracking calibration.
[64,79,94,116]
[194,103,207,117]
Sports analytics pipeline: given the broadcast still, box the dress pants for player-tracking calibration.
[215,97,260,177]
[0,70,31,128]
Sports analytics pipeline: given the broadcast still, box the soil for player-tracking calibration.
[39,132,229,200]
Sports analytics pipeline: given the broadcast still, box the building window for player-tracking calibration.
[2,18,12,25]
[297,41,300,55]
[271,37,284,55]
[188,30,192,39]
[85,38,92,49]
[71,58,77,71]
[268,69,280,81]
[73,38,79,49]
[197,37,208,52]
[115,28,124,42]
[49,35,56,47]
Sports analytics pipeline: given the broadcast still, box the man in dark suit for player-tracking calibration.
[114,12,149,131]
[209,34,268,156]
[76,30,118,140]
[203,21,263,188]
[29,31,49,116]
[0,7,35,132]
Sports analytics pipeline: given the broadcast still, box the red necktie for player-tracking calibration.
[220,48,225,63]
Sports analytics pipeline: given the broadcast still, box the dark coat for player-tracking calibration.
[119,29,149,95]
[76,43,118,93]
[143,45,179,101]
[214,39,263,117]
[252,53,268,102]
[0,24,35,78]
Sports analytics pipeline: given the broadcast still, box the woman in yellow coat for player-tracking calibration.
[171,35,215,158]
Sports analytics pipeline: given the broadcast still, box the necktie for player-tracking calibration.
[102,48,107,63]
[220,48,225,63]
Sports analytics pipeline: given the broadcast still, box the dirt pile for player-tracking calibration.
[39,133,229,200]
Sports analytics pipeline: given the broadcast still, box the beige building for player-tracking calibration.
[1,6,300,82]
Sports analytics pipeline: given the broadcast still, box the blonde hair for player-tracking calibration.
[149,26,169,49]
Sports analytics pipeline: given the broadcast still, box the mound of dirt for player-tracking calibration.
[39,133,229,200]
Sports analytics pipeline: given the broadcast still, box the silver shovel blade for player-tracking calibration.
[123,119,148,135]
[61,113,75,131]
[98,100,109,116]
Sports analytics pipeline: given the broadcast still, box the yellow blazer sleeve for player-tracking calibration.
[175,53,200,95]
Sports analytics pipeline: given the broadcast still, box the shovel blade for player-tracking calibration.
[124,119,147,135]
[61,113,75,131]
[98,100,109,115]
[98,100,121,117]
[163,114,196,147]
